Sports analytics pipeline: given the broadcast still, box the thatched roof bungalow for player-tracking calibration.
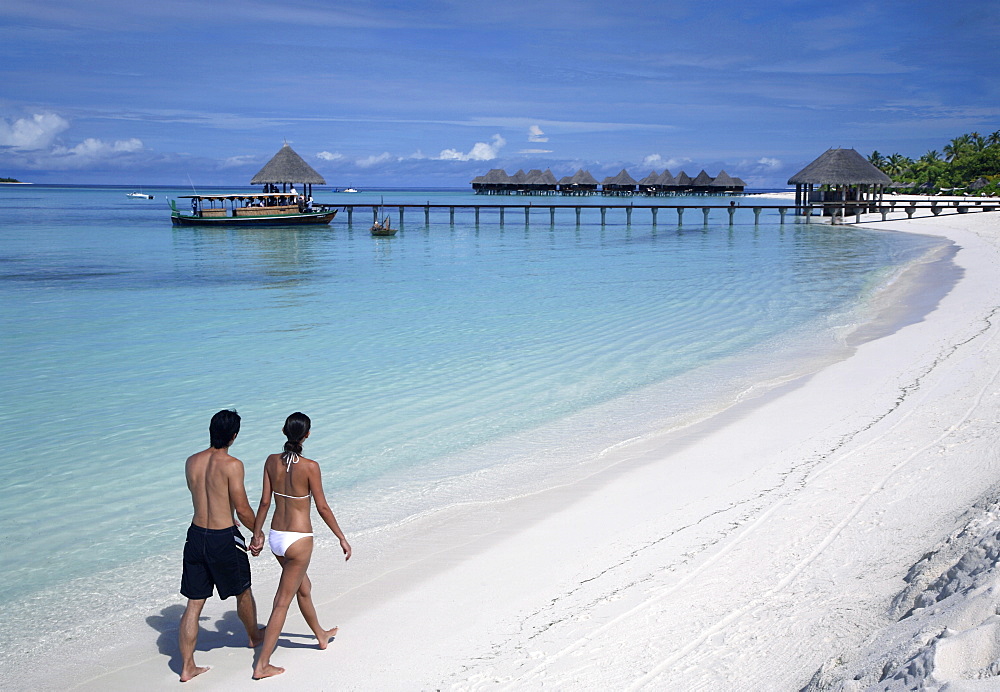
[672,171,693,192]
[638,171,660,194]
[472,168,515,195]
[690,170,715,193]
[561,169,599,195]
[602,169,638,195]
[710,170,745,193]
[251,142,325,196]
[788,148,891,215]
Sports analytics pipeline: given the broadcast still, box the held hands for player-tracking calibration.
[250,533,265,557]
[341,537,352,561]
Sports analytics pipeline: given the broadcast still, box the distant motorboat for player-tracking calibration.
[342,187,359,193]
[127,189,154,199]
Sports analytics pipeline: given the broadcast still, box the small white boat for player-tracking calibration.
[127,190,154,199]
[342,187,359,193]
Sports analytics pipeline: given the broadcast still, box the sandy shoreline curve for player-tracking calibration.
[26,203,1000,691]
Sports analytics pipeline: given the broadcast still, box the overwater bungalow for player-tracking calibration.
[653,170,676,195]
[690,170,715,194]
[527,168,559,194]
[472,165,747,197]
[638,171,660,194]
[472,168,515,195]
[561,169,600,195]
[602,169,639,196]
[673,171,694,193]
[709,170,745,194]
[788,148,891,215]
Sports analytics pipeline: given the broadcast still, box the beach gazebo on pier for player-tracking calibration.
[250,142,325,197]
[788,148,891,215]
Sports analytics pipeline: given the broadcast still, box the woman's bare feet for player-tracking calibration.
[317,626,338,650]
[180,664,210,682]
[252,663,285,680]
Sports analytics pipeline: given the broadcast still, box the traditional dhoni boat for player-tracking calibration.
[370,216,397,236]
[169,143,337,226]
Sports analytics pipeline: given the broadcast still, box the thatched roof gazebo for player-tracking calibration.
[788,148,891,215]
[251,143,326,197]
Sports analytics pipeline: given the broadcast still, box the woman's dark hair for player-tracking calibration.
[281,412,311,460]
[209,409,241,449]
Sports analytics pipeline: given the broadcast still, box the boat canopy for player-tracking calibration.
[178,192,301,200]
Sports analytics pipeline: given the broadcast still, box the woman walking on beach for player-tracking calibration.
[251,412,352,680]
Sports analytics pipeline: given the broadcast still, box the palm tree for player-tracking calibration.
[970,132,985,151]
[944,135,971,162]
[886,153,910,178]
[988,130,1000,147]
[868,150,887,170]
[919,150,941,165]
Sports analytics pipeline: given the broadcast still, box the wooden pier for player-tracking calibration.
[336,200,999,228]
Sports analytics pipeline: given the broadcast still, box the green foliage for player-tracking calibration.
[0,176,22,183]
[870,130,1000,194]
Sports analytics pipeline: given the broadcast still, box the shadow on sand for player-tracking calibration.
[146,605,319,676]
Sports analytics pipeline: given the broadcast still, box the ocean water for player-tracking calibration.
[0,185,949,658]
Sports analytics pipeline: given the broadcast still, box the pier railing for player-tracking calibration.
[336,200,999,228]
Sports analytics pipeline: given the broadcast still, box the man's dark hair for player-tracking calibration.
[209,409,241,449]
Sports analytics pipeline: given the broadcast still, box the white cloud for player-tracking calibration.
[756,157,782,169]
[38,137,146,169]
[317,150,344,161]
[643,154,692,169]
[528,125,548,143]
[53,137,143,157]
[357,152,393,167]
[437,134,506,161]
[0,112,70,149]
[518,148,553,154]
[221,154,258,168]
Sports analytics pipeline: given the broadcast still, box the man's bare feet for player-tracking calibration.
[180,664,210,682]
[317,626,338,650]
[248,626,266,648]
[252,663,285,680]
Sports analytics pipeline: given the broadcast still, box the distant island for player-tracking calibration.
[869,130,999,195]
[0,176,30,184]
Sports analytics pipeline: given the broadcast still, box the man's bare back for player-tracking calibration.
[186,446,255,530]
[178,410,263,682]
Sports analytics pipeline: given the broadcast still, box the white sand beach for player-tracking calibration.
[45,204,1000,690]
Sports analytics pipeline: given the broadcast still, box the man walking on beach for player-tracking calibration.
[179,409,265,682]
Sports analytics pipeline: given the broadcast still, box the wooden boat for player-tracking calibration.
[370,215,397,236]
[169,192,337,226]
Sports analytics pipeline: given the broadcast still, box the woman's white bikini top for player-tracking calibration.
[273,452,310,500]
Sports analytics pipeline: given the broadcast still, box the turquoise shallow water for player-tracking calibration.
[0,185,948,644]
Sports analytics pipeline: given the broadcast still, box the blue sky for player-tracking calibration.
[1,0,997,188]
